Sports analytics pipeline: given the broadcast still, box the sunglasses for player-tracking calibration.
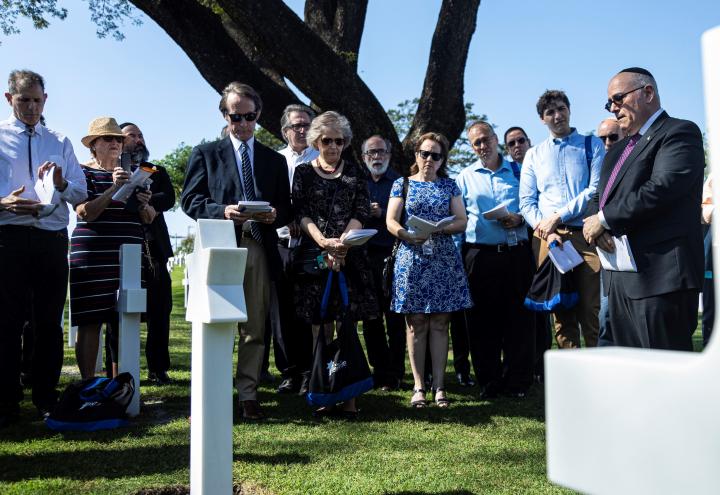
[227,112,258,122]
[506,137,527,148]
[599,133,620,143]
[604,86,645,112]
[417,150,443,161]
[100,136,124,143]
[287,123,310,132]
[320,137,344,146]
[363,149,388,157]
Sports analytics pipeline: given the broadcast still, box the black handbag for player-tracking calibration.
[291,244,327,277]
[382,177,409,298]
[306,271,373,407]
[524,256,579,312]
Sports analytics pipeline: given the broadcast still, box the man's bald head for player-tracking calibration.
[597,118,625,151]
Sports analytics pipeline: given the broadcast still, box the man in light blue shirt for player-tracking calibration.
[519,90,605,349]
[456,121,535,399]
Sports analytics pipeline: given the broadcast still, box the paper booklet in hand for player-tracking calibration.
[547,240,584,274]
[406,215,455,236]
[596,235,637,272]
[482,203,510,220]
[112,165,156,202]
[341,229,378,246]
[238,200,272,213]
[33,163,59,219]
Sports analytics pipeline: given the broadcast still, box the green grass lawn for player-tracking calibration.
[0,268,704,494]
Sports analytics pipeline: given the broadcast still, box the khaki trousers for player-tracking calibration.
[236,238,270,401]
[533,228,600,348]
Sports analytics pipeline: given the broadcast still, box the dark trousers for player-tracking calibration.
[0,225,68,413]
[145,258,173,373]
[608,282,698,350]
[270,243,313,378]
[463,242,536,393]
[21,296,35,377]
[362,245,406,386]
[702,226,714,347]
[450,311,471,376]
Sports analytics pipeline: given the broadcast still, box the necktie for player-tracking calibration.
[599,134,640,209]
[26,124,34,180]
[240,142,263,243]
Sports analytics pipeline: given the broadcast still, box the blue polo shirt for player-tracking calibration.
[456,156,528,245]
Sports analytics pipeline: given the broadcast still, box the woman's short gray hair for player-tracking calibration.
[307,111,353,150]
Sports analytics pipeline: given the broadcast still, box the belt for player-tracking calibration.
[466,240,528,253]
[557,224,583,232]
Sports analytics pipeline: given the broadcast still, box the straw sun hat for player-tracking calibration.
[81,117,124,148]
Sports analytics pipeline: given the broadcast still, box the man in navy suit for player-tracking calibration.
[181,82,291,419]
[583,67,705,351]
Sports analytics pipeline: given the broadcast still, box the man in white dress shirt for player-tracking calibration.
[0,70,87,426]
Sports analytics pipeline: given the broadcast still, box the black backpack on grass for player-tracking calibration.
[45,372,135,431]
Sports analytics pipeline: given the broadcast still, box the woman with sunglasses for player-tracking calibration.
[70,117,155,379]
[386,132,472,409]
[292,111,378,417]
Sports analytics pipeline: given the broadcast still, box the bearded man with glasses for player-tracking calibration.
[583,67,705,351]
[181,82,291,420]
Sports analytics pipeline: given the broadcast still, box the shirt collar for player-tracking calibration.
[7,115,43,135]
[472,154,510,174]
[229,133,255,152]
[638,107,664,136]
[551,128,577,145]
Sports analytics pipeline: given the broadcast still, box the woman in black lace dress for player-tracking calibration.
[292,111,379,417]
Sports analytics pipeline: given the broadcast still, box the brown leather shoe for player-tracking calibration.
[241,400,265,420]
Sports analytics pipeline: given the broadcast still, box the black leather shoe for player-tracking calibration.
[298,374,310,396]
[456,373,476,387]
[480,384,500,400]
[259,370,275,384]
[149,371,172,385]
[277,377,299,394]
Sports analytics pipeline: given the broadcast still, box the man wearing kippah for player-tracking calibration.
[583,67,705,350]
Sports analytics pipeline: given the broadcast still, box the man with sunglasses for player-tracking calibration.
[504,127,531,165]
[181,82,291,420]
[597,119,625,152]
[583,67,704,351]
[0,70,87,427]
[456,121,535,399]
[273,104,318,395]
[120,122,176,385]
[519,90,605,350]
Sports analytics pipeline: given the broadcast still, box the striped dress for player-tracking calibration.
[69,165,145,326]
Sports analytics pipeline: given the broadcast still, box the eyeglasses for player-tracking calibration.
[227,112,258,122]
[506,137,527,148]
[363,149,388,157]
[598,133,620,143]
[604,86,645,112]
[320,137,344,146]
[417,150,443,161]
[286,123,310,132]
[101,136,124,143]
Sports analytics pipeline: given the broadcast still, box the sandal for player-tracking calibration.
[434,388,450,408]
[410,388,427,408]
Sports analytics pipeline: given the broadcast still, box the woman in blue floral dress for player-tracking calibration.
[386,132,472,409]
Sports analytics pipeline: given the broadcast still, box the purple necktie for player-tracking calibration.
[599,134,640,209]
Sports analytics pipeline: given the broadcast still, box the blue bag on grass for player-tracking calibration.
[306,271,374,407]
[45,372,135,431]
[524,256,579,312]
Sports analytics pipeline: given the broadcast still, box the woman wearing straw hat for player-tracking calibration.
[70,117,156,379]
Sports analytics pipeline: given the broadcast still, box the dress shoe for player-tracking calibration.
[277,377,299,394]
[456,372,476,387]
[241,400,265,420]
[479,383,500,400]
[298,374,310,396]
[148,371,172,385]
[259,370,275,384]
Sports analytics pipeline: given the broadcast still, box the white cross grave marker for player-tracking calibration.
[544,25,720,495]
[186,219,247,495]
[117,243,146,418]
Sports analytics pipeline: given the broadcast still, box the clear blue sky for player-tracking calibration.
[2,0,718,239]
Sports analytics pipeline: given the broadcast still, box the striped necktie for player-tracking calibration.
[240,142,263,244]
[599,134,640,209]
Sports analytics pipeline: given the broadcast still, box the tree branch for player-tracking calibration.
[129,0,299,138]
[304,0,368,71]
[215,0,399,165]
[402,0,481,165]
